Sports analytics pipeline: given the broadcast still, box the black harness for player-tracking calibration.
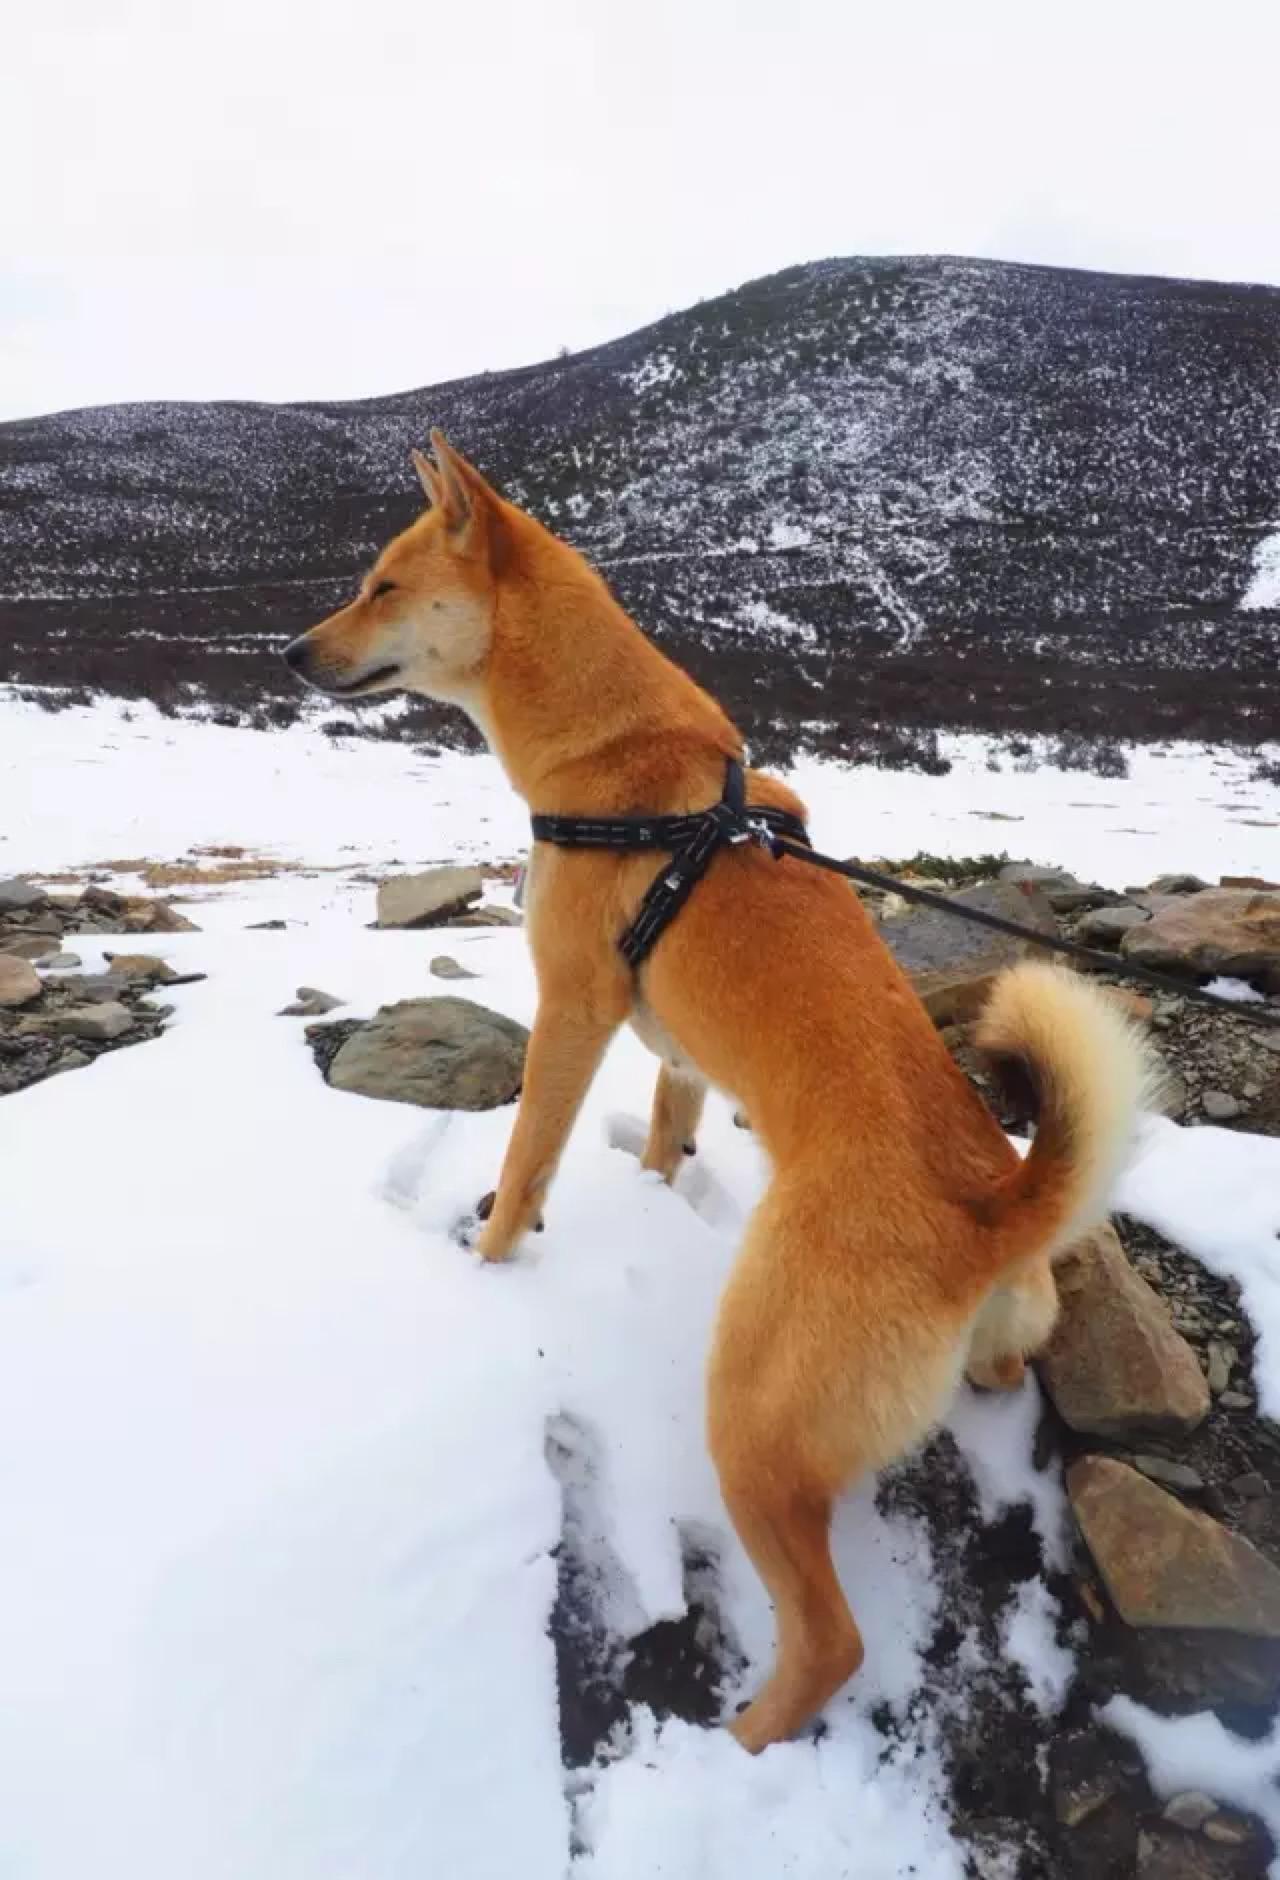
[528,755,1280,1029]
[532,757,808,967]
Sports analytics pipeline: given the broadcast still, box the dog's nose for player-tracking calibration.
[282,637,308,671]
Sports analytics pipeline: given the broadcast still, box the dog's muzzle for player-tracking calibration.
[281,637,401,695]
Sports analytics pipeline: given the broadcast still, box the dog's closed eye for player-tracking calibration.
[370,579,397,599]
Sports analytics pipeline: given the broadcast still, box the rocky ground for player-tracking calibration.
[5,857,1280,1877]
[0,878,202,1094]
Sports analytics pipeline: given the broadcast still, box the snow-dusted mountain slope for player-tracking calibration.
[2,256,1278,751]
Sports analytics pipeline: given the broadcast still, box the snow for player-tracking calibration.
[1206,974,1267,1004]
[0,917,1028,1880]
[1241,528,1280,611]
[3,686,1280,1874]
[3,691,1279,897]
[1116,1116,1280,1416]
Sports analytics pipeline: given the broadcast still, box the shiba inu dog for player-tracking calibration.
[284,434,1152,1752]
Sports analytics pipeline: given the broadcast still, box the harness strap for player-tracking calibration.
[529,759,1280,1029]
[532,757,808,968]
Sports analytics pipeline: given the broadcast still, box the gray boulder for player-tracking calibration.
[0,879,48,913]
[1078,904,1150,945]
[45,1002,134,1041]
[0,956,42,1007]
[880,878,1057,1025]
[376,866,484,929]
[327,997,528,1110]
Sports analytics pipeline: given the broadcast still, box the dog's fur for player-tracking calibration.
[285,435,1154,1753]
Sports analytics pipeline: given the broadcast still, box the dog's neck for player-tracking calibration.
[470,523,738,813]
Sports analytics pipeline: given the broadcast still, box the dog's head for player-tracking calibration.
[283,432,508,709]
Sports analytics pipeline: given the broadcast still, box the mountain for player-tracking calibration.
[2,255,1278,761]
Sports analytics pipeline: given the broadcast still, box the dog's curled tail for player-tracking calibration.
[974,961,1160,1264]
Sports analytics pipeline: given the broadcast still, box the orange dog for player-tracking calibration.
[285,435,1153,1752]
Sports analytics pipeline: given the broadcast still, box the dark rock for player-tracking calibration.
[1205,1341,1237,1394]
[0,932,52,960]
[1137,1825,1246,1879]
[1051,1729,1122,1827]
[376,866,484,929]
[1147,874,1212,896]
[277,987,344,1017]
[1201,1816,1254,1849]
[1122,889,1280,993]
[57,974,136,1004]
[44,1002,134,1042]
[1068,1455,1280,1635]
[1038,1225,1210,1440]
[1048,885,1120,913]
[0,879,48,913]
[325,997,529,1110]
[1230,1473,1268,1500]
[430,955,479,980]
[51,1049,92,1074]
[998,864,1077,889]
[102,953,183,984]
[1132,1457,1205,1493]
[880,878,1057,1025]
[1078,904,1150,944]
[0,956,42,1007]
[1162,1793,1219,1832]
[447,905,523,928]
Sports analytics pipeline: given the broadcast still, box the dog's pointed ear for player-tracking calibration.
[411,447,443,507]
[428,431,509,569]
[430,431,497,528]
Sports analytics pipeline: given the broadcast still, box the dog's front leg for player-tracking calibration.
[474,1002,620,1261]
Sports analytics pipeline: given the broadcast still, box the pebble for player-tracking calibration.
[51,1049,92,1074]
[1133,1456,1205,1493]
[1205,1342,1236,1394]
[1203,1814,1252,1847]
[1162,1792,1218,1832]
[430,955,479,981]
[1202,1090,1243,1121]
[277,987,344,1017]
[1230,1472,1268,1499]
[45,1001,134,1041]
[1219,1391,1253,1411]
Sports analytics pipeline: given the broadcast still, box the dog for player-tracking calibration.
[284,434,1153,1753]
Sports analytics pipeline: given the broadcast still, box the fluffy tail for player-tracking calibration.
[974,961,1161,1263]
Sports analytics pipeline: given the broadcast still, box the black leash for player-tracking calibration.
[532,759,1280,1029]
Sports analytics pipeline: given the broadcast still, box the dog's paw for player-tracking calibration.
[458,1191,543,1254]
[450,1208,483,1252]
[965,1354,1027,1393]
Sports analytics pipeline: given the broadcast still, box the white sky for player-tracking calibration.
[2,0,1278,421]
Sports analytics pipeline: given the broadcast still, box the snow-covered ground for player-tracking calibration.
[3,692,1279,900]
[3,688,1280,1878]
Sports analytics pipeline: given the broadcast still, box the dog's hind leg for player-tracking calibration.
[641,1064,708,1184]
[707,1209,865,1752]
[708,1188,974,1751]
[965,1251,1059,1391]
[717,1461,864,1754]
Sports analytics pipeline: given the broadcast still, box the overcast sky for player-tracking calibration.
[2,0,1277,421]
